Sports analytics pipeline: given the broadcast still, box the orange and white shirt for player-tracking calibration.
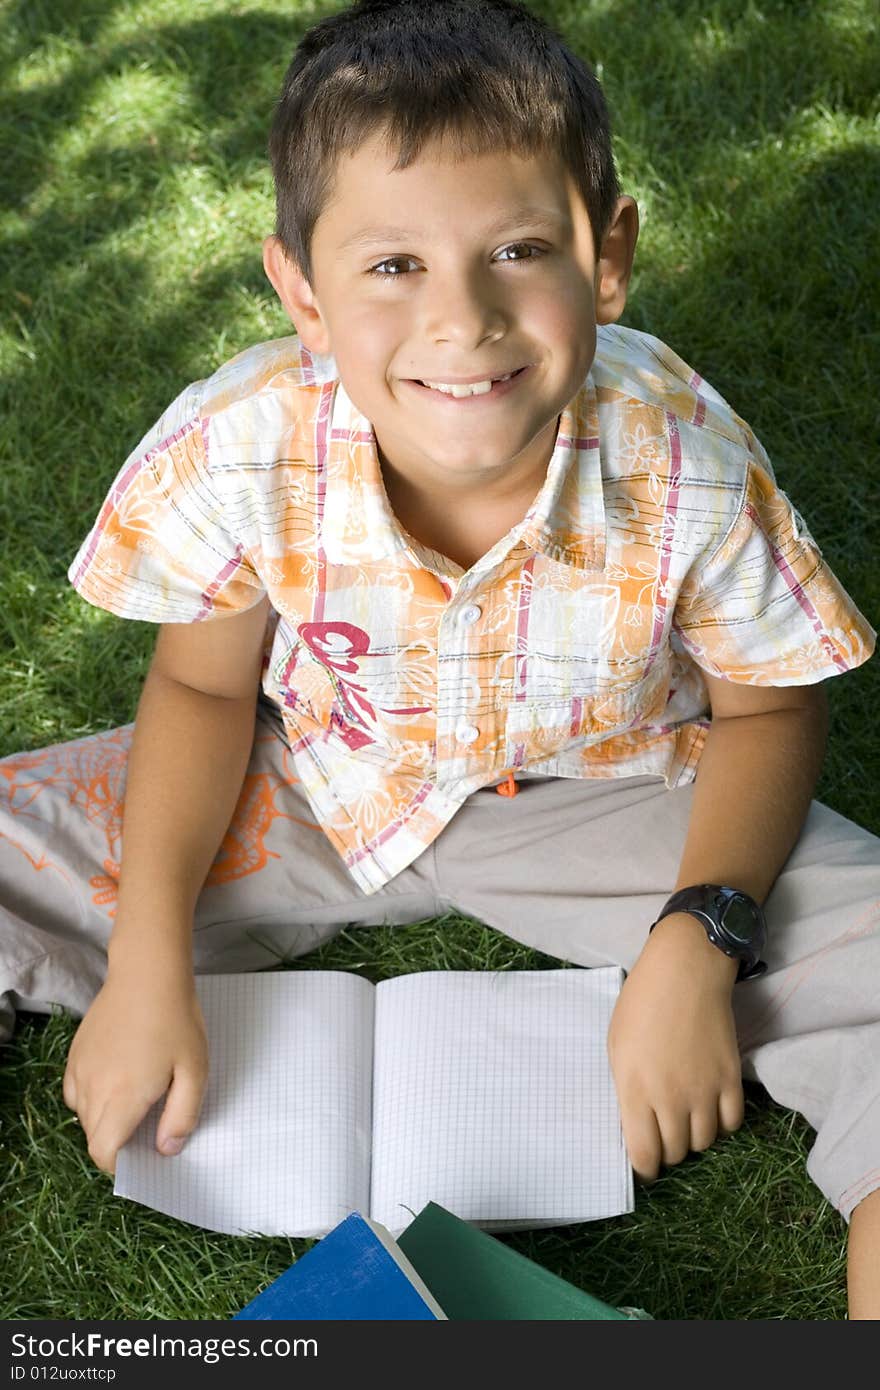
[68,325,876,893]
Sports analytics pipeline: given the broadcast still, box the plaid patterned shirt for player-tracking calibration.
[68,325,875,892]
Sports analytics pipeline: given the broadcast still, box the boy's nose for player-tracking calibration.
[423,277,508,347]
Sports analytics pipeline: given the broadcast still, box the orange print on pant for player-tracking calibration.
[206,769,320,887]
[1,726,317,918]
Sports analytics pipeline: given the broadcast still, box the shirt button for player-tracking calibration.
[456,723,480,744]
[460,604,482,625]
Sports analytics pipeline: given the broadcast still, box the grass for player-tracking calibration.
[1,0,877,1321]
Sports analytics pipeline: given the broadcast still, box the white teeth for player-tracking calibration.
[425,379,493,397]
[422,371,516,397]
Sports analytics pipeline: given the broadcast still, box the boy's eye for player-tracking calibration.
[365,243,544,279]
[367,256,415,278]
[494,243,542,264]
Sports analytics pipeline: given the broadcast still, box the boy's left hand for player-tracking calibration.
[606,913,744,1181]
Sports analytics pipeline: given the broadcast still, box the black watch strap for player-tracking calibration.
[649,884,768,982]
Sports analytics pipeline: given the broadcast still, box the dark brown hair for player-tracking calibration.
[269,0,619,284]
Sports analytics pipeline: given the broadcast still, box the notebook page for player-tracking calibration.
[369,968,632,1237]
[115,971,374,1236]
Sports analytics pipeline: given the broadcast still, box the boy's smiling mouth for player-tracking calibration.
[405,365,531,402]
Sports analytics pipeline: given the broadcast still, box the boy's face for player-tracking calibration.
[265,130,637,496]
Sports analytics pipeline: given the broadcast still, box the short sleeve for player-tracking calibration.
[673,458,876,684]
[67,382,266,623]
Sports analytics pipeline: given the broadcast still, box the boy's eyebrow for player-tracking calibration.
[337,207,569,252]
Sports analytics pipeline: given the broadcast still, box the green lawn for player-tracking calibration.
[1,0,877,1320]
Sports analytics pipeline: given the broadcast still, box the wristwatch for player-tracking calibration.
[648,884,768,981]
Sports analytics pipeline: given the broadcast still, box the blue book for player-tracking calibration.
[233,1212,447,1320]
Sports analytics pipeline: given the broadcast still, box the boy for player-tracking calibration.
[1,0,877,1317]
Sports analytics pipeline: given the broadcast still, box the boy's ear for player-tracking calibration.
[594,196,639,326]
[262,235,331,354]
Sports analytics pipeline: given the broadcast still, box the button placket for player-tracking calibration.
[456,603,482,743]
[437,588,486,777]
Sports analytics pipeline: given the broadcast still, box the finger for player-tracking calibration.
[85,1088,165,1178]
[620,1102,664,1183]
[655,1107,690,1169]
[156,1065,208,1157]
[689,1104,720,1154]
[62,1065,77,1113]
[718,1081,745,1137]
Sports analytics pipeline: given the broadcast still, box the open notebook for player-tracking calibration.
[115,968,633,1238]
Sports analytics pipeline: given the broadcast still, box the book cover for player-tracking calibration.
[397,1202,651,1320]
[234,1211,447,1320]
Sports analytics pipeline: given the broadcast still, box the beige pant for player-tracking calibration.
[2,694,879,1222]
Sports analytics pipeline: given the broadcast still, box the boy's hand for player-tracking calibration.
[607,913,744,1181]
[62,960,208,1177]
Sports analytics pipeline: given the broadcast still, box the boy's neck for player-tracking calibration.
[378,448,552,573]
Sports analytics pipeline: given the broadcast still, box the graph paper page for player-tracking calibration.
[115,971,374,1236]
[369,969,633,1237]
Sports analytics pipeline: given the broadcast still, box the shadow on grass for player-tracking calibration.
[0,0,874,1320]
[3,7,876,548]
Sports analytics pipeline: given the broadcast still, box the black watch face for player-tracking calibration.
[720,895,757,944]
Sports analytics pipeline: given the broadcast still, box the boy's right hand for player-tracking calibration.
[62,963,209,1177]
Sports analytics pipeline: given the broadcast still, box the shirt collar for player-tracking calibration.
[322,375,605,572]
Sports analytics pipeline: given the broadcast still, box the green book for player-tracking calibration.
[397,1202,651,1320]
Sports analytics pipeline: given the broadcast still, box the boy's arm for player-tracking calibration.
[63,595,272,1175]
[108,593,272,960]
[658,673,829,908]
[607,674,829,1182]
